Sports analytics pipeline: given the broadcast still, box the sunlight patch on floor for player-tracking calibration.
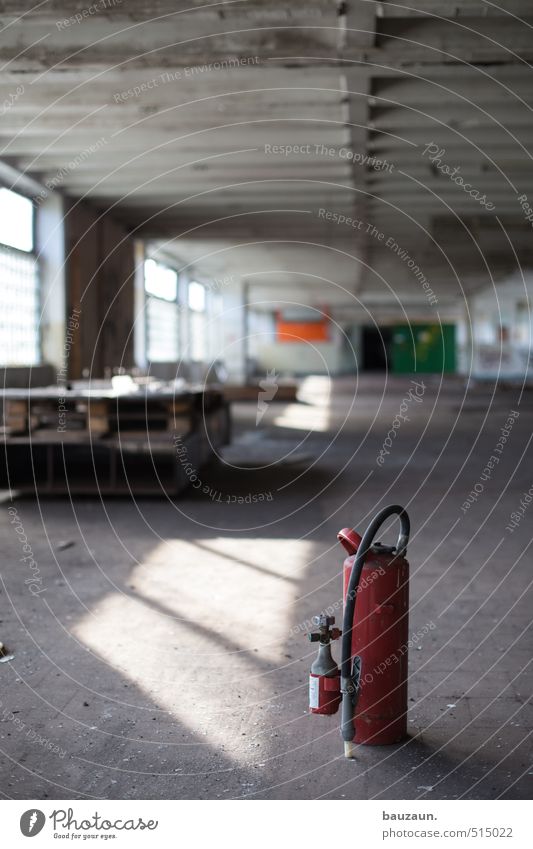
[72,537,317,761]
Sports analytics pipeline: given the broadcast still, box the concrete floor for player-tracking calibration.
[0,375,531,800]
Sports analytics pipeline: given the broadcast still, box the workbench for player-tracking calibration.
[0,384,230,496]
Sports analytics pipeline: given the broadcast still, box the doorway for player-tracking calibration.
[362,326,392,371]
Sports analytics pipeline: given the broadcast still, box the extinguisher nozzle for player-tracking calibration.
[343,740,355,759]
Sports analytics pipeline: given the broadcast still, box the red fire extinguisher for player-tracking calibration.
[308,505,410,758]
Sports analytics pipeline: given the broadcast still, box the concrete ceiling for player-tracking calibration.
[1,0,532,314]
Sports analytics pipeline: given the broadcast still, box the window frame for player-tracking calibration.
[143,257,181,363]
[0,187,41,366]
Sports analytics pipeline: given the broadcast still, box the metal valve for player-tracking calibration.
[307,614,341,644]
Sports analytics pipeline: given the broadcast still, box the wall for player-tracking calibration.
[255,327,344,376]
[65,200,136,378]
[462,272,533,379]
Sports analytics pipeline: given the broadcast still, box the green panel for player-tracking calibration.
[390,324,456,374]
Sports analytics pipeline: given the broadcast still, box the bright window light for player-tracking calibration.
[144,258,178,301]
[146,297,179,362]
[0,188,34,252]
[188,281,205,312]
[0,245,40,364]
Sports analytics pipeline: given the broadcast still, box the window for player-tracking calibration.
[188,281,207,361]
[0,188,40,365]
[188,280,205,312]
[144,258,177,301]
[144,259,179,362]
[0,188,33,252]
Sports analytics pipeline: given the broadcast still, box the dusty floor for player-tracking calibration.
[0,375,531,800]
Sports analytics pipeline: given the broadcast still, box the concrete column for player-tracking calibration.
[243,279,250,382]
[460,294,474,375]
[35,193,66,373]
[133,239,147,368]
[220,279,247,383]
[178,270,190,367]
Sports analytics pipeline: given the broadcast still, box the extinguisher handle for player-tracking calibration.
[395,510,410,559]
[338,509,410,559]
[358,504,410,559]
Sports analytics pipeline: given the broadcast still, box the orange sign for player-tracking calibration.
[276,318,329,343]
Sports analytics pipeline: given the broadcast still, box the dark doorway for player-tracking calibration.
[362,326,392,371]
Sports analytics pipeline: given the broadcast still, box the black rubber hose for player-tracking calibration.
[340,505,410,743]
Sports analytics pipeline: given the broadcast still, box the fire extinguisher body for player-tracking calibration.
[343,547,409,745]
[308,616,341,715]
[309,652,341,715]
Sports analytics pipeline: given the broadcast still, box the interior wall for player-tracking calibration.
[256,323,344,376]
[65,200,135,378]
[466,272,533,378]
[256,342,343,376]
